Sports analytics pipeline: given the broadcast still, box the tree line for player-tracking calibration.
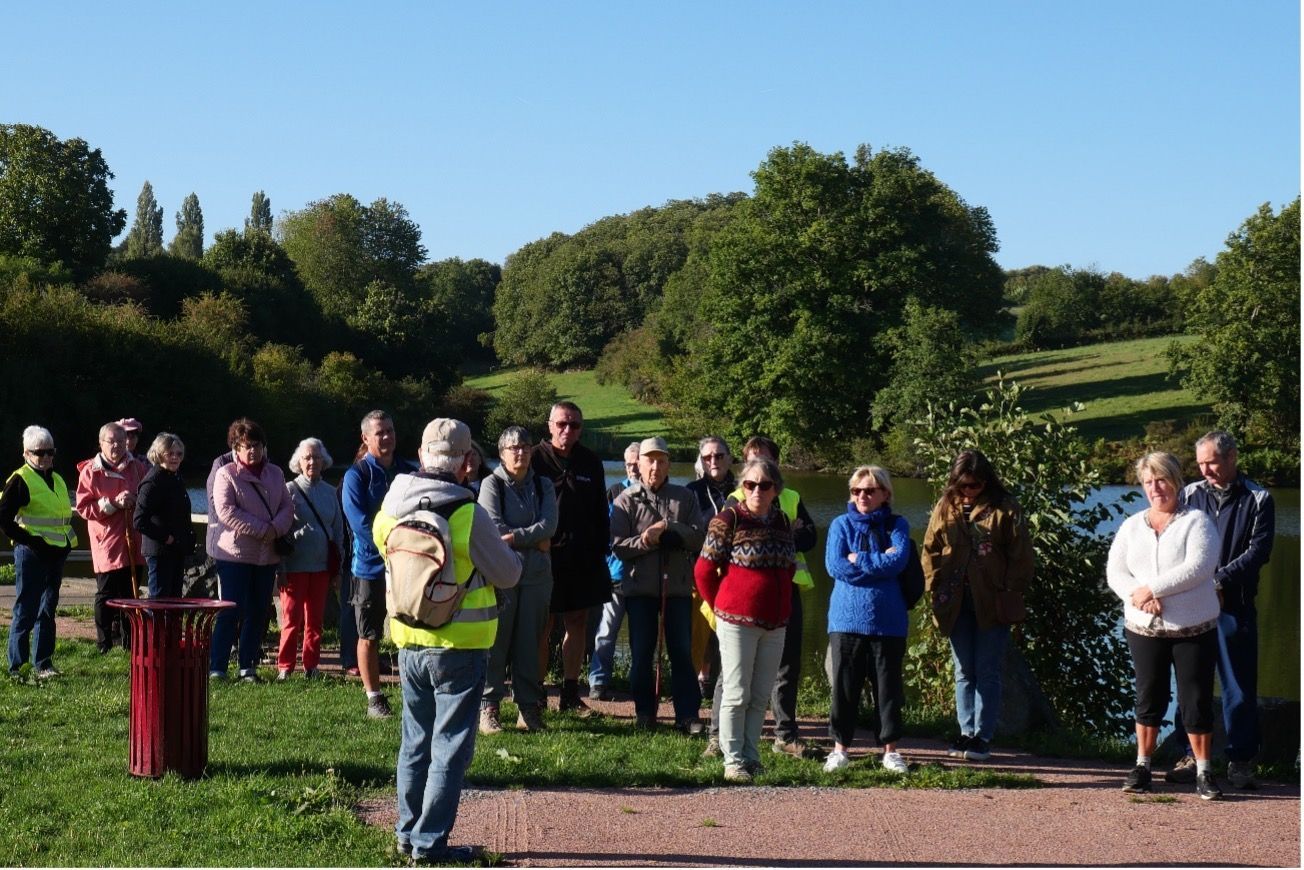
[0,123,1296,478]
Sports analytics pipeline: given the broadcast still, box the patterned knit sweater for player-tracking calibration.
[694,505,796,630]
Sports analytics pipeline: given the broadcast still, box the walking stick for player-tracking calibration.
[124,505,140,598]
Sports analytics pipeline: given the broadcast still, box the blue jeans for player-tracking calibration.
[209,560,276,675]
[338,574,358,670]
[588,591,625,688]
[396,646,487,859]
[1173,606,1260,762]
[146,549,186,599]
[8,544,65,672]
[625,595,700,722]
[949,593,1010,742]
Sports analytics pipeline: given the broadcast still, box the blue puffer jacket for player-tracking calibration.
[825,504,910,637]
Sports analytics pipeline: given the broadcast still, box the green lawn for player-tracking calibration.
[979,335,1211,442]
[464,368,678,452]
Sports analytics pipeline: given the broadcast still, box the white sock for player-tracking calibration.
[367,691,384,700]
[1136,755,1151,770]
[1196,759,1211,775]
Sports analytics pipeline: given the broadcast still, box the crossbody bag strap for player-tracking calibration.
[293,480,335,544]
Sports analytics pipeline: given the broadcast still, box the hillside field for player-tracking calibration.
[466,335,1210,454]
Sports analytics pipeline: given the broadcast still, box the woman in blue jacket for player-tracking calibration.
[823,465,910,775]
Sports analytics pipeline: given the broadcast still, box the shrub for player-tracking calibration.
[484,369,557,442]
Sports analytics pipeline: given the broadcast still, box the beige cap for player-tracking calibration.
[421,418,472,456]
[638,436,670,457]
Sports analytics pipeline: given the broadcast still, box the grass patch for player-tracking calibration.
[1129,794,1179,804]
[979,335,1210,442]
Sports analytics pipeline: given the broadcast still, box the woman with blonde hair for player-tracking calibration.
[1108,451,1221,800]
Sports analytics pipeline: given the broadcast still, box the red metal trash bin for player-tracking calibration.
[107,597,236,779]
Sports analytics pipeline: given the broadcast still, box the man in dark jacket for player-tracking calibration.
[531,402,611,713]
[1168,431,1275,789]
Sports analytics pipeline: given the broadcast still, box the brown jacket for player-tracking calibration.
[921,494,1035,635]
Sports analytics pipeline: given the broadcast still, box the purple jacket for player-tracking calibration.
[211,460,295,566]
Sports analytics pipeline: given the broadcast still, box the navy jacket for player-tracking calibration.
[342,452,418,580]
[1183,475,1275,611]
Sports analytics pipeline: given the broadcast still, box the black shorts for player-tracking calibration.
[350,575,386,641]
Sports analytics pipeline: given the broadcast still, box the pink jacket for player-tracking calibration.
[75,454,146,573]
[211,460,295,566]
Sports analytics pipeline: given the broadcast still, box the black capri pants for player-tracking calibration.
[1125,627,1217,733]
[829,632,906,747]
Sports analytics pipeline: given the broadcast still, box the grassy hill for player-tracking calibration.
[978,335,1210,442]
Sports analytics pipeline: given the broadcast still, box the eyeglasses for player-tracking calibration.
[236,442,264,452]
[502,444,531,453]
[700,452,728,462]
[552,420,582,430]
[27,448,56,458]
[851,486,881,497]
[742,479,774,493]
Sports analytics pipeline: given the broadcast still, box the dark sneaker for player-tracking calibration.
[1227,761,1257,789]
[1165,754,1197,784]
[588,684,615,701]
[963,738,991,762]
[947,734,972,758]
[634,713,656,730]
[411,844,483,865]
[559,691,594,718]
[678,718,705,736]
[516,704,547,732]
[1196,771,1223,801]
[1122,765,1153,794]
[367,694,393,719]
[238,670,262,684]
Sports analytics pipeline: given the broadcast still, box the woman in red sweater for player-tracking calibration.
[694,457,796,783]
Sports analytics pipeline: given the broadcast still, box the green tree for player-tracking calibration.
[672,143,1004,455]
[1168,198,1301,448]
[908,378,1135,733]
[203,228,327,353]
[0,124,126,278]
[484,369,558,438]
[871,298,975,434]
[416,257,501,359]
[168,192,204,260]
[125,180,165,258]
[245,190,272,236]
[1014,266,1102,348]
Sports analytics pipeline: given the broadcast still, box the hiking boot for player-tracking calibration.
[367,694,393,719]
[823,749,850,773]
[772,736,805,757]
[1122,765,1153,794]
[1227,761,1258,789]
[479,706,503,735]
[882,751,909,774]
[517,704,547,732]
[947,734,973,758]
[963,738,991,762]
[1196,771,1223,801]
[559,681,594,717]
[1166,754,1197,784]
[723,764,753,783]
[701,736,721,758]
[743,759,765,777]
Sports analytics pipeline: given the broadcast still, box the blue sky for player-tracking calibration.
[7,2,1299,278]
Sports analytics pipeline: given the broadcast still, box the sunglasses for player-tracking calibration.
[27,448,56,458]
[851,486,881,497]
[553,420,582,430]
[700,452,728,462]
[742,479,774,493]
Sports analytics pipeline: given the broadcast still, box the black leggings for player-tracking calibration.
[1125,627,1217,733]
[828,632,906,747]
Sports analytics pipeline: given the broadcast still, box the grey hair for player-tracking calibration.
[359,409,392,433]
[1135,451,1184,493]
[497,426,533,453]
[98,422,125,443]
[624,441,641,461]
[146,432,185,465]
[421,451,465,475]
[693,435,731,480]
[849,465,894,505]
[740,457,783,494]
[1195,430,1237,458]
[22,425,53,451]
[289,437,333,474]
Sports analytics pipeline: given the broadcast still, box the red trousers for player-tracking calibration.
[278,570,331,672]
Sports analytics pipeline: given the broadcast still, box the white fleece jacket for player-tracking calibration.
[1107,507,1219,633]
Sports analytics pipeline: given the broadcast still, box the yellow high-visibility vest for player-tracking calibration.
[9,464,77,548]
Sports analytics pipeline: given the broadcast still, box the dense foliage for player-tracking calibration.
[1014,265,1194,349]
[1168,198,1300,457]
[483,369,558,442]
[0,124,126,279]
[904,378,1135,733]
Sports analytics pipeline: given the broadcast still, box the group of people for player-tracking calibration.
[0,405,1276,860]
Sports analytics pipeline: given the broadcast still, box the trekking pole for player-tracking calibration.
[124,508,140,598]
[655,561,668,701]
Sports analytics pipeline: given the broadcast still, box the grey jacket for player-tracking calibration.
[282,475,345,575]
[611,481,705,598]
[477,466,558,587]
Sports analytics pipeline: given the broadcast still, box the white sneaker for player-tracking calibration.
[882,751,909,774]
[823,749,850,773]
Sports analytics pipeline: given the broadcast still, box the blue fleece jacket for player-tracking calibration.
[824,503,910,637]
